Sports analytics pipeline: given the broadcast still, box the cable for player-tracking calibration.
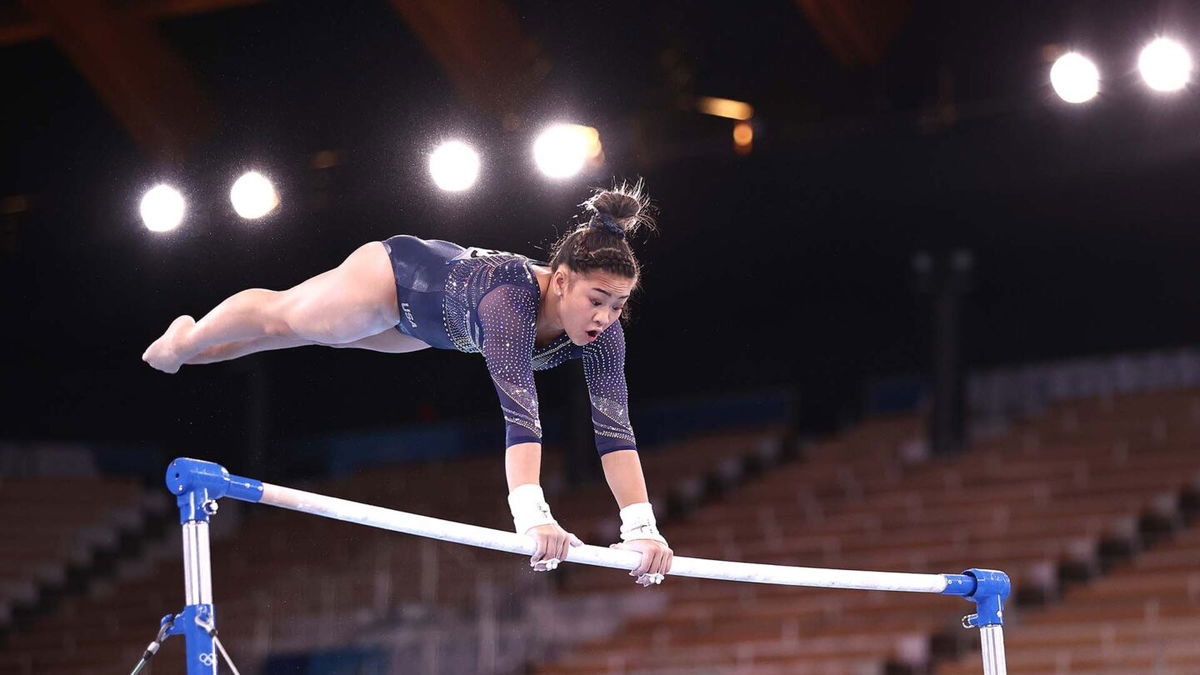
[128,616,175,675]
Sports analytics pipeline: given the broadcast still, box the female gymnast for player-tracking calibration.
[142,182,673,587]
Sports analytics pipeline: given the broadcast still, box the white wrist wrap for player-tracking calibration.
[508,484,557,535]
[619,502,667,544]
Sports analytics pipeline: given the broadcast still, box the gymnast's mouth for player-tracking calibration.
[586,329,600,340]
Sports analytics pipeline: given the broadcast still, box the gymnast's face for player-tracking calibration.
[554,269,635,346]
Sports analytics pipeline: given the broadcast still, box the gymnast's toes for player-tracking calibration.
[143,315,194,374]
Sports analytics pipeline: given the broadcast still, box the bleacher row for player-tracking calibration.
[1,389,1197,674]
[936,402,1200,674]
[535,390,1200,674]
[0,476,162,627]
[0,429,782,674]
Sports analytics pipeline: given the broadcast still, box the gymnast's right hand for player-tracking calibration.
[527,523,583,572]
[508,484,581,572]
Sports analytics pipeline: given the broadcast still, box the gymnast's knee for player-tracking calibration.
[277,300,367,344]
[263,290,308,338]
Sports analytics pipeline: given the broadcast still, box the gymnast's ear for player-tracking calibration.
[551,267,569,296]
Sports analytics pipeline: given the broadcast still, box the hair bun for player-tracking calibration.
[590,213,626,239]
[546,179,655,290]
[582,178,657,239]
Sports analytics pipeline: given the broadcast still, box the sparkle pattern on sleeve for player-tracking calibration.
[477,282,544,446]
[438,251,637,454]
[582,321,638,454]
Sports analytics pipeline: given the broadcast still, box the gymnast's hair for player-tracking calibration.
[548,179,657,283]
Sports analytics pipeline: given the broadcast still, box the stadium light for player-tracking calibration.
[533,123,601,180]
[1139,37,1191,92]
[733,121,753,154]
[140,184,185,233]
[697,96,755,120]
[429,141,481,192]
[1049,52,1099,103]
[230,171,279,220]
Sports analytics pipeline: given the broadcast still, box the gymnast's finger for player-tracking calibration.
[658,548,674,576]
[629,549,652,578]
[648,548,667,578]
[531,533,548,563]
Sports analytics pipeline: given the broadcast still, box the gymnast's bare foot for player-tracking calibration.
[142,315,195,374]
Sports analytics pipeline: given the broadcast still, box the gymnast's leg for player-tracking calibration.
[184,328,429,365]
[143,241,403,373]
[183,335,312,364]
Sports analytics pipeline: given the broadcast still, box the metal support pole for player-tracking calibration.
[181,523,216,672]
[182,521,213,608]
[164,458,261,674]
[959,568,1011,675]
[979,625,1007,675]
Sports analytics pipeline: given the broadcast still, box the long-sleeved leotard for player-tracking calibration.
[381,235,637,455]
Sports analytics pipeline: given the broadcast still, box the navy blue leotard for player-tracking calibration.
[381,235,637,456]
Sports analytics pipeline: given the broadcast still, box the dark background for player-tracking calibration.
[3,0,1199,462]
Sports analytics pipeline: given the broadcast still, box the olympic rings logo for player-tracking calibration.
[198,652,215,667]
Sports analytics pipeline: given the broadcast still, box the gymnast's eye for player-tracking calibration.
[591,300,603,306]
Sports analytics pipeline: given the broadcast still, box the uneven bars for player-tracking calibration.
[162,458,1011,675]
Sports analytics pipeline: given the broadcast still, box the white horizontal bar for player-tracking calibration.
[259,483,949,594]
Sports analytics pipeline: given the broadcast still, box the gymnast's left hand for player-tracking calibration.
[610,539,673,587]
[528,522,583,572]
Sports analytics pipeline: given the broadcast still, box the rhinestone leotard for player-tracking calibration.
[382,235,637,455]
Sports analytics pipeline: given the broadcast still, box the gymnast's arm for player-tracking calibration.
[584,323,674,584]
[600,450,649,507]
[478,284,582,570]
[582,322,649,507]
[505,442,543,490]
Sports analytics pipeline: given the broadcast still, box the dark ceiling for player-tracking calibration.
[3,0,1200,456]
